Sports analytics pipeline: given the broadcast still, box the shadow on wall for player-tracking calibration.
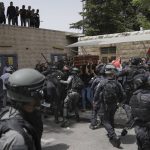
[42,143,70,150]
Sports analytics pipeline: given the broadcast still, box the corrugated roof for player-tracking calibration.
[67,32,150,47]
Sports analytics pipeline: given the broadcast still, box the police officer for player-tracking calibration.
[130,73,150,150]
[118,57,146,136]
[89,64,105,129]
[0,68,45,150]
[60,67,83,127]
[93,64,125,148]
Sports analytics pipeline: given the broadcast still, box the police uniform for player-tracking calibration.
[60,68,82,127]
[0,68,45,150]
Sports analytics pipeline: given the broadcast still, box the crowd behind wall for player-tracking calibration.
[0,1,40,28]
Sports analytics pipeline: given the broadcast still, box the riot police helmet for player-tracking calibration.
[104,64,117,74]
[130,57,142,66]
[96,64,105,75]
[71,67,80,74]
[50,65,58,71]
[133,74,147,90]
[6,68,45,103]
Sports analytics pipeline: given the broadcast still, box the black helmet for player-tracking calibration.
[6,68,45,103]
[104,64,116,74]
[133,74,147,90]
[96,64,105,75]
[130,57,142,66]
[71,67,79,74]
[50,65,58,71]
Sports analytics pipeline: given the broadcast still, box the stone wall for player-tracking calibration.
[0,25,75,68]
[79,30,150,62]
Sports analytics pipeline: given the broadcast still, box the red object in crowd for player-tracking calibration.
[147,48,150,56]
[112,57,121,68]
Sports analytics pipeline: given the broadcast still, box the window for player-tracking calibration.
[101,47,116,54]
[51,54,67,63]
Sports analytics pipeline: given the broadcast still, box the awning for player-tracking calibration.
[66,33,150,47]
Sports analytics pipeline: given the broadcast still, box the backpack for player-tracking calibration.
[71,75,84,90]
[127,66,146,83]
[102,80,119,104]
[130,89,150,122]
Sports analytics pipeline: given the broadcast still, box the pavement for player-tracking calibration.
[41,109,137,150]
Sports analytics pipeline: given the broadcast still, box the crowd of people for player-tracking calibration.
[0,1,40,28]
[0,56,150,149]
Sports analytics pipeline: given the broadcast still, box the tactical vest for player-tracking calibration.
[130,89,150,122]
[0,109,42,150]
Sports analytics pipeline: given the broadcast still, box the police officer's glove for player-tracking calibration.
[60,80,64,83]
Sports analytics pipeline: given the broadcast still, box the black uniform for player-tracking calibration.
[60,73,83,127]
[130,74,150,150]
[93,77,125,147]
[90,75,105,128]
[0,108,43,150]
[119,64,146,121]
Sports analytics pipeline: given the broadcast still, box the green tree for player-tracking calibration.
[132,0,150,9]
[70,0,150,35]
[132,0,150,29]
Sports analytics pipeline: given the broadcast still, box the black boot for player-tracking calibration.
[110,136,121,148]
[89,124,98,130]
[75,115,80,122]
[61,120,70,128]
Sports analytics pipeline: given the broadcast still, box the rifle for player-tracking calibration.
[41,53,50,65]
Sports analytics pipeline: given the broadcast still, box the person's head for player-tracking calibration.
[36,9,39,13]
[5,66,14,74]
[130,57,142,66]
[50,65,58,72]
[104,64,117,77]
[96,64,105,75]
[6,68,45,113]
[71,67,80,75]
[22,5,25,9]
[133,74,148,90]
[28,6,31,10]
[32,9,35,13]
[10,1,13,6]
[16,6,19,10]
[63,65,69,72]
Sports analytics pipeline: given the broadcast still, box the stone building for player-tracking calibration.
[67,30,150,63]
[0,25,79,74]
